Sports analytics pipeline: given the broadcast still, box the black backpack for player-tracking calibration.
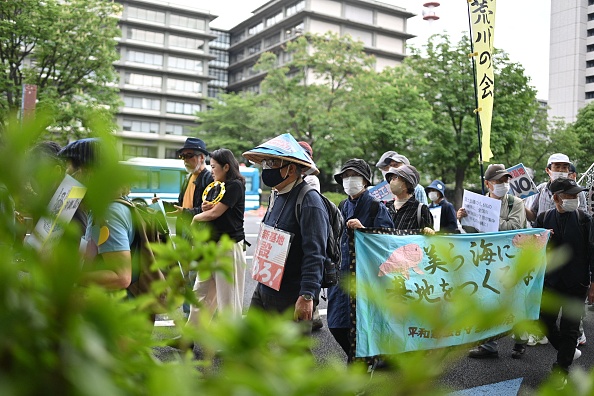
[295,184,344,288]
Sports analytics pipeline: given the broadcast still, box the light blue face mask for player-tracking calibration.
[561,198,579,212]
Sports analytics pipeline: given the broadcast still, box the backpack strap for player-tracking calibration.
[295,183,315,225]
[417,202,423,227]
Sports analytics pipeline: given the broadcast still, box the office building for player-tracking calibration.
[548,0,594,122]
[114,0,216,158]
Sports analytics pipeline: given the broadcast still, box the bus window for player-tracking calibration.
[151,171,160,190]
[132,170,149,190]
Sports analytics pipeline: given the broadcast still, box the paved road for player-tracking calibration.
[158,213,594,395]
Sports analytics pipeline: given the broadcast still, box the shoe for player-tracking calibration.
[468,346,499,358]
[511,343,526,359]
[527,334,549,346]
[312,308,323,331]
[574,348,582,360]
[577,332,587,346]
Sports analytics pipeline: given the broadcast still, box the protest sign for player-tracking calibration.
[587,185,594,216]
[25,174,86,250]
[353,228,549,357]
[429,207,442,232]
[252,224,293,291]
[369,181,393,202]
[507,163,538,199]
[460,190,501,233]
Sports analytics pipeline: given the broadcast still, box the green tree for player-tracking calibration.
[566,102,594,176]
[406,34,541,207]
[0,0,121,141]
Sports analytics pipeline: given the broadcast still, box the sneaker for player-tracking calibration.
[527,334,549,346]
[574,348,582,360]
[511,343,526,359]
[577,332,587,347]
[468,346,499,359]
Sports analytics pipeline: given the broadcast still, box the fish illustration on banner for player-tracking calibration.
[354,228,549,358]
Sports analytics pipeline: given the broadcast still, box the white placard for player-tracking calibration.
[460,190,501,233]
[429,206,442,232]
[25,174,87,250]
[251,224,294,291]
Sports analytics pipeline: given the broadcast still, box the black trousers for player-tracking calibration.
[250,284,313,335]
[540,284,588,372]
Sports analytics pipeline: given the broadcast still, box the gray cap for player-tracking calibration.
[385,165,420,187]
[484,164,512,181]
[376,151,410,168]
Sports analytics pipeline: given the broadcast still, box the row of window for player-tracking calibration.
[124,72,203,93]
[122,119,193,135]
[232,1,304,44]
[127,5,206,31]
[127,28,205,51]
[123,96,201,114]
[126,50,204,72]
[230,22,303,63]
[229,50,293,84]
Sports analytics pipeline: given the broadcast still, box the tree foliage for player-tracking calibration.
[566,102,594,178]
[0,0,121,141]
[406,34,543,207]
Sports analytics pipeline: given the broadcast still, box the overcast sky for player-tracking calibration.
[176,0,551,100]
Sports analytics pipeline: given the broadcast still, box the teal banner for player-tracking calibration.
[354,228,550,357]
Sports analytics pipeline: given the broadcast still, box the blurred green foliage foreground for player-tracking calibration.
[0,112,591,395]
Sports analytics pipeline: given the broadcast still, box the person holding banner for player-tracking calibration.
[425,180,458,233]
[243,134,328,331]
[460,164,528,359]
[188,148,247,327]
[534,177,594,386]
[327,159,393,361]
[384,165,433,231]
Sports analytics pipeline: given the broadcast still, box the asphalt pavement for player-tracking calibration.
[155,213,594,395]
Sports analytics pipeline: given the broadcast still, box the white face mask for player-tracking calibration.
[428,191,440,202]
[550,171,568,181]
[490,182,510,198]
[343,176,365,197]
[561,198,579,212]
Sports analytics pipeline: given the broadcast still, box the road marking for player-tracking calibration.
[154,310,327,327]
[246,233,258,238]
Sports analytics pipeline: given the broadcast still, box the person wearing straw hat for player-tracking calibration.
[243,134,329,329]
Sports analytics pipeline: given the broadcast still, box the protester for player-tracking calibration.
[458,164,527,359]
[376,151,428,205]
[384,165,433,230]
[425,180,458,233]
[187,148,246,327]
[327,159,393,361]
[243,135,328,331]
[298,141,323,331]
[534,177,594,389]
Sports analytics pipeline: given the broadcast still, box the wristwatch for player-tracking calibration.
[301,294,314,301]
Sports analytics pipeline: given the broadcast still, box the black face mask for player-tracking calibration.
[262,163,290,187]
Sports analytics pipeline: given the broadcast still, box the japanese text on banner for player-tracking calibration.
[251,224,293,291]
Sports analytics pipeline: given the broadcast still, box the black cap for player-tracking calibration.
[550,177,587,195]
[58,138,100,167]
[176,137,209,156]
[334,159,372,185]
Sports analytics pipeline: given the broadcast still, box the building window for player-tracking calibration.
[126,50,163,66]
[170,14,206,30]
[285,22,304,40]
[230,50,245,63]
[209,49,229,67]
[165,123,193,136]
[266,12,283,27]
[247,42,262,55]
[587,76,594,84]
[127,6,165,24]
[588,45,594,53]
[211,30,230,48]
[343,26,373,47]
[231,31,245,45]
[168,56,203,72]
[209,68,228,84]
[169,35,205,51]
[127,28,164,44]
[123,144,157,158]
[586,92,594,99]
[122,119,160,134]
[588,60,594,68]
[264,32,281,47]
[165,148,178,159]
[124,72,162,89]
[588,29,594,37]
[590,0,594,6]
[248,21,264,36]
[123,96,161,111]
[167,78,202,93]
[286,1,305,17]
[166,101,200,115]
[229,70,244,83]
[246,84,260,94]
[344,4,373,24]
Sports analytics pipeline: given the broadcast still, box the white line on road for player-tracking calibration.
[246,234,258,238]
[154,310,327,327]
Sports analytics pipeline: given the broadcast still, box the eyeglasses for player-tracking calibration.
[179,153,197,160]
[261,158,283,169]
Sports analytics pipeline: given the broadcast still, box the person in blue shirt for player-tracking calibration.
[425,180,458,233]
[327,159,394,362]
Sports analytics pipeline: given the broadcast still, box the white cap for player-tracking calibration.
[547,153,570,165]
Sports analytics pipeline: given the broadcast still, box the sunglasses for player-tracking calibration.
[261,158,284,169]
[179,153,197,160]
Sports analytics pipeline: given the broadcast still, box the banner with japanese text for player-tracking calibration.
[469,0,496,162]
[354,228,549,358]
